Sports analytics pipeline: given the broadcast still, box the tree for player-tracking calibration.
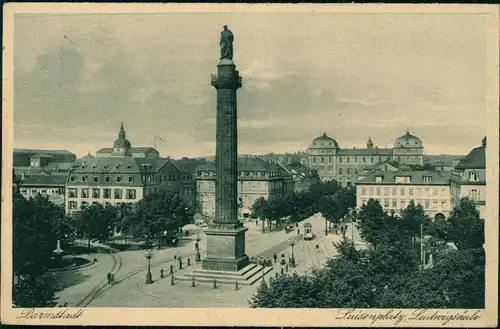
[250,197,268,219]
[128,190,192,248]
[400,200,428,244]
[12,178,62,307]
[77,203,118,248]
[357,199,389,249]
[447,198,484,250]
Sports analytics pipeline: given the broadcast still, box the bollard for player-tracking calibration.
[179,259,183,270]
[213,278,217,289]
[191,276,195,287]
[170,275,175,286]
[170,264,174,274]
[187,258,191,266]
[235,280,239,291]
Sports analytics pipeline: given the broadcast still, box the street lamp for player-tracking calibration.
[144,249,153,284]
[324,217,328,236]
[289,240,296,268]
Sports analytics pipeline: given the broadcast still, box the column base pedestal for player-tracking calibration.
[202,223,249,272]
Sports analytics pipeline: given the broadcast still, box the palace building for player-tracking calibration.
[304,130,424,185]
[65,123,195,214]
[195,157,294,219]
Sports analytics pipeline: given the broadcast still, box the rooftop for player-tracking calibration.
[357,170,451,185]
[196,157,285,173]
[337,148,393,156]
[20,174,68,186]
[97,147,159,154]
[70,156,187,174]
[454,140,486,170]
[14,149,76,157]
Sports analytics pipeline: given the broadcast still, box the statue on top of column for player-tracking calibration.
[220,25,234,60]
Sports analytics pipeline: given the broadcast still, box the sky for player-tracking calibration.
[13,12,488,158]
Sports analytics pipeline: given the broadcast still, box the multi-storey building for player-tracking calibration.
[278,162,320,193]
[195,157,294,219]
[65,123,195,214]
[304,130,424,184]
[18,174,68,206]
[14,149,77,176]
[356,170,452,218]
[450,137,486,216]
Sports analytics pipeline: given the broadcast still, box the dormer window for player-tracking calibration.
[127,164,131,169]
[469,171,479,182]
[423,176,432,183]
[104,165,109,170]
[375,176,383,183]
[116,176,122,183]
[115,164,120,170]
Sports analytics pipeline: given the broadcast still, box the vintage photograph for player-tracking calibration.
[2,3,499,327]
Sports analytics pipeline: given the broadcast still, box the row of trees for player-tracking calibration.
[250,180,356,228]
[12,174,193,307]
[250,197,485,308]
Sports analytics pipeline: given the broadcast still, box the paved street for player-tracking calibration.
[54,214,344,307]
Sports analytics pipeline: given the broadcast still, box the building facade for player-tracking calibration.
[450,137,486,217]
[18,174,68,206]
[305,130,424,185]
[195,157,294,219]
[356,170,453,218]
[65,123,195,214]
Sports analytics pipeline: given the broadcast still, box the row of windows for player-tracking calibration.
[361,198,447,209]
[20,188,65,195]
[68,188,136,200]
[338,168,359,175]
[197,171,283,178]
[68,200,135,210]
[360,186,447,197]
[469,189,481,200]
[70,174,190,184]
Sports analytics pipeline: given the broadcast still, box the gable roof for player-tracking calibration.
[357,170,451,185]
[454,145,486,170]
[96,147,159,154]
[70,156,177,174]
[196,157,285,173]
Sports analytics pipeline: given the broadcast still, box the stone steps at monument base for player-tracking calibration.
[191,262,259,277]
[175,264,273,286]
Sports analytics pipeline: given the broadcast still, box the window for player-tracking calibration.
[354,157,357,163]
[432,200,438,209]
[383,187,389,196]
[400,188,405,196]
[128,176,134,183]
[362,157,366,163]
[347,157,350,163]
[92,188,100,198]
[339,157,343,163]
[81,201,89,209]
[441,200,447,208]
[375,176,383,183]
[371,157,374,163]
[70,175,76,182]
[321,157,324,163]
[392,200,397,208]
[116,176,122,183]
[126,189,136,199]
[82,175,88,182]
[384,199,389,207]
[105,176,111,183]
[470,189,479,200]
[369,187,374,195]
[68,188,78,198]
[425,200,430,208]
[423,176,432,183]
[392,188,396,196]
[409,188,414,196]
[329,156,332,163]
[92,201,99,205]
[347,168,351,175]
[114,189,123,199]
[81,188,89,198]
[312,157,316,163]
[69,201,77,210]
[376,188,381,196]
[93,176,99,183]
[103,188,111,199]
[400,200,406,208]
[339,168,343,175]
[361,187,366,195]
[469,171,479,182]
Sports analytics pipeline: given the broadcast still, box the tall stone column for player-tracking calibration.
[201,51,249,272]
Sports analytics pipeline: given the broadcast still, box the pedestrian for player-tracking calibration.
[63,302,68,307]
[185,230,189,237]
[195,241,199,251]
[295,222,298,228]
[315,244,319,250]
[286,263,289,272]
[297,228,300,235]
[107,272,111,285]
[160,268,164,279]
[273,253,278,264]
[256,219,259,226]
[93,257,97,264]
[174,255,177,261]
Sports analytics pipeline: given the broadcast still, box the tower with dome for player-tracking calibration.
[304,130,425,185]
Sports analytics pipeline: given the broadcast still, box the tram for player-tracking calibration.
[303,222,314,240]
